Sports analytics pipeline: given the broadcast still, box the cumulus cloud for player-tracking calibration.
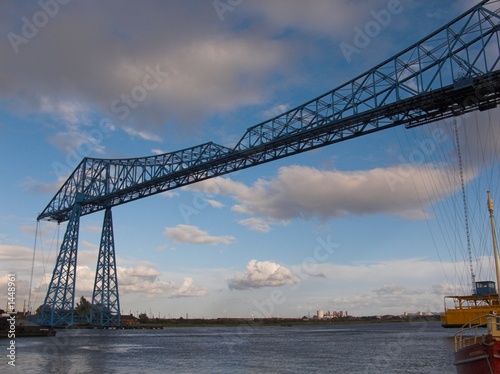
[239,164,466,220]
[75,265,95,293]
[171,277,208,298]
[193,163,466,224]
[118,266,207,298]
[227,259,300,290]
[165,224,235,245]
[119,265,162,285]
[0,243,208,310]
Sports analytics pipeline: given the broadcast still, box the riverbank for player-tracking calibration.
[116,314,441,329]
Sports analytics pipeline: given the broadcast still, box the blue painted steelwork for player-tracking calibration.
[37,0,500,224]
[91,208,120,327]
[38,200,82,326]
[35,0,500,326]
[233,1,500,151]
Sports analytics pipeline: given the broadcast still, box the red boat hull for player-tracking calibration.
[455,339,500,374]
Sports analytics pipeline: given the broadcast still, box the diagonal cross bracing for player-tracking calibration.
[91,207,120,327]
[38,202,82,326]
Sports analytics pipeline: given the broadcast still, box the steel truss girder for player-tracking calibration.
[234,1,500,151]
[38,202,82,326]
[39,72,500,222]
[38,0,500,223]
[91,207,120,327]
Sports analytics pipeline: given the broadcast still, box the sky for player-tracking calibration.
[1,0,499,319]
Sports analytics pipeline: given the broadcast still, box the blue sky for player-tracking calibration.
[1,0,499,318]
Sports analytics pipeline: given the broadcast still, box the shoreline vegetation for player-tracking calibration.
[83,314,441,329]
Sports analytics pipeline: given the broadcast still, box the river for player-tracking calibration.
[5,321,456,373]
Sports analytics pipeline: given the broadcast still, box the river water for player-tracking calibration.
[5,321,457,373]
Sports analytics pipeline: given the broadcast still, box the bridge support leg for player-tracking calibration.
[39,202,82,326]
[91,207,120,327]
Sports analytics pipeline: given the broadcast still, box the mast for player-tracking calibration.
[487,191,500,292]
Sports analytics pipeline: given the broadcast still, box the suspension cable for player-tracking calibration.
[454,117,476,294]
[28,220,39,314]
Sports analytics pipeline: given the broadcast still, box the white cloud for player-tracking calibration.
[0,243,209,312]
[165,224,235,245]
[0,241,492,316]
[227,259,300,290]
[117,266,207,298]
[171,277,208,298]
[312,258,451,284]
[75,265,95,293]
[262,103,290,119]
[431,282,455,296]
[49,129,106,155]
[119,265,161,284]
[207,199,224,209]
[160,191,179,198]
[287,256,487,315]
[193,163,465,224]
[40,97,89,126]
[238,217,271,233]
[151,149,166,155]
[123,127,162,142]
[39,97,107,154]
[117,266,175,296]
[242,164,464,220]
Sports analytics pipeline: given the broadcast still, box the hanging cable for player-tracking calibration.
[28,220,39,314]
[33,221,61,311]
[454,117,476,294]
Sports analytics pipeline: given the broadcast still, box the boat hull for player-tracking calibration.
[454,340,500,374]
[0,316,56,338]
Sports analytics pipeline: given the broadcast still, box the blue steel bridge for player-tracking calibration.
[36,0,500,327]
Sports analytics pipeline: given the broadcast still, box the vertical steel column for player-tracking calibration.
[91,207,120,327]
[39,200,82,326]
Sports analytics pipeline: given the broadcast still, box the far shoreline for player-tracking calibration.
[75,314,442,329]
